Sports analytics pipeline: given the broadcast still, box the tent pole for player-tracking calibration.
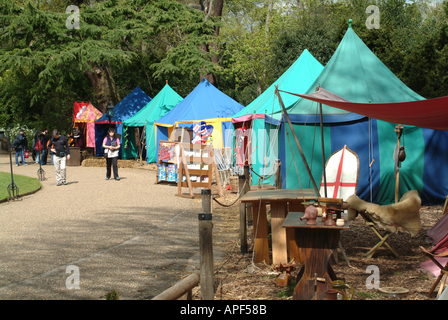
[394,124,404,203]
[319,103,327,197]
[275,85,320,196]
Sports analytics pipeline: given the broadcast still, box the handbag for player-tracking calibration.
[104,149,108,159]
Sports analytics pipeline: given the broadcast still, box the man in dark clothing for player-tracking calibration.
[49,129,71,186]
[14,129,28,166]
[40,128,49,165]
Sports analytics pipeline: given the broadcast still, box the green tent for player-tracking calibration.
[232,49,323,186]
[123,83,183,163]
[275,24,448,205]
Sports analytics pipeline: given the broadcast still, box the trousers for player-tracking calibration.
[53,155,67,182]
[106,156,118,179]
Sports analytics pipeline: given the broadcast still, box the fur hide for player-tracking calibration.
[346,190,422,237]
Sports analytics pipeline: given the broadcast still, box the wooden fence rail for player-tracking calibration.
[151,272,200,300]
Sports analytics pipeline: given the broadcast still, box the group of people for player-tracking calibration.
[12,127,121,185]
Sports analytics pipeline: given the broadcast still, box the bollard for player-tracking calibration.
[199,189,214,300]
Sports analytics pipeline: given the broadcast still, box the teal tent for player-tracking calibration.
[274,24,448,205]
[233,49,324,117]
[123,83,183,163]
[232,49,324,186]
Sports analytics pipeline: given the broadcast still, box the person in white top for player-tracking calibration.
[102,128,121,180]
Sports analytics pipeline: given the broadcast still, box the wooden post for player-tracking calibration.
[275,85,320,196]
[239,175,247,254]
[319,103,327,197]
[199,189,214,300]
[244,165,253,224]
[394,124,404,204]
[275,160,282,189]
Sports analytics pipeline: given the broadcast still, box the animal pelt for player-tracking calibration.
[346,190,422,237]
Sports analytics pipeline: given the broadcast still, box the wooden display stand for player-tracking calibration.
[176,143,223,199]
[156,140,178,184]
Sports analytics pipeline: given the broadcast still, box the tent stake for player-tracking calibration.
[275,86,320,196]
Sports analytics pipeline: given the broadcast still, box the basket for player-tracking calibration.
[230,176,239,193]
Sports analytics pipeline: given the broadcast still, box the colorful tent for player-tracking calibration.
[233,49,324,118]
[94,86,151,158]
[73,102,103,149]
[274,25,448,205]
[232,49,324,186]
[123,83,183,163]
[154,78,244,158]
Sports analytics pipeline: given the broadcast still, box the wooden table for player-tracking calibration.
[240,188,317,265]
[283,212,349,300]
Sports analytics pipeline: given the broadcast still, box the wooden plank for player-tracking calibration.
[271,201,288,265]
[283,212,349,230]
[240,188,317,203]
[252,202,270,264]
[288,201,303,263]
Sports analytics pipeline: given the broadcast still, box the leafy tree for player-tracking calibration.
[0,0,215,130]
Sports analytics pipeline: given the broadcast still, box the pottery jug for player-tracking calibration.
[332,280,354,300]
[325,289,345,300]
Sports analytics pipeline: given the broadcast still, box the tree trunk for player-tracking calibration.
[199,0,223,86]
[83,61,120,113]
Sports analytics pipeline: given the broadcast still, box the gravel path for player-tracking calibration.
[0,154,202,299]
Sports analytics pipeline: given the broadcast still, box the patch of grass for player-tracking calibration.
[277,280,296,299]
[0,171,41,201]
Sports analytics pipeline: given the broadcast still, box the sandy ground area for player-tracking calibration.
[0,154,206,299]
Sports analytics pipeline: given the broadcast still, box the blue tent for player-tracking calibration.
[155,78,244,157]
[95,86,152,157]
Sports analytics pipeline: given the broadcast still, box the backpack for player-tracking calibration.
[35,139,43,152]
[11,136,20,149]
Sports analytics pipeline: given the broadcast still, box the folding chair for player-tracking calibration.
[420,213,448,298]
[420,246,448,298]
[362,212,399,259]
[320,145,359,266]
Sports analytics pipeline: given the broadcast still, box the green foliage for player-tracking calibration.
[0,0,215,128]
[1,0,447,129]
[0,172,41,202]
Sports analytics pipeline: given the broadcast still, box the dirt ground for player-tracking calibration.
[190,190,446,300]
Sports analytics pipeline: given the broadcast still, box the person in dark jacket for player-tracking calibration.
[40,128,49,165]
[14,129,28,166]
[49,129,71,186]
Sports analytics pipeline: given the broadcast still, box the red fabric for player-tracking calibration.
[73,101,89,121]
[280,88,448,131]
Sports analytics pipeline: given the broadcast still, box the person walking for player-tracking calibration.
[13,129,28,166]
[49,129,70,186]
[41,128,49,165]
[102,128,120,181]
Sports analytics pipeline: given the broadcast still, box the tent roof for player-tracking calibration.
[123,84,183,127]
[96,86,152,124]
[233,49,324,119]
[274,26,425,123]
[286,87,448,131]
[156,78,244,125]
[74,102,103,122]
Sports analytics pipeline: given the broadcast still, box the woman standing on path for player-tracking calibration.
[102,128,120,181]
